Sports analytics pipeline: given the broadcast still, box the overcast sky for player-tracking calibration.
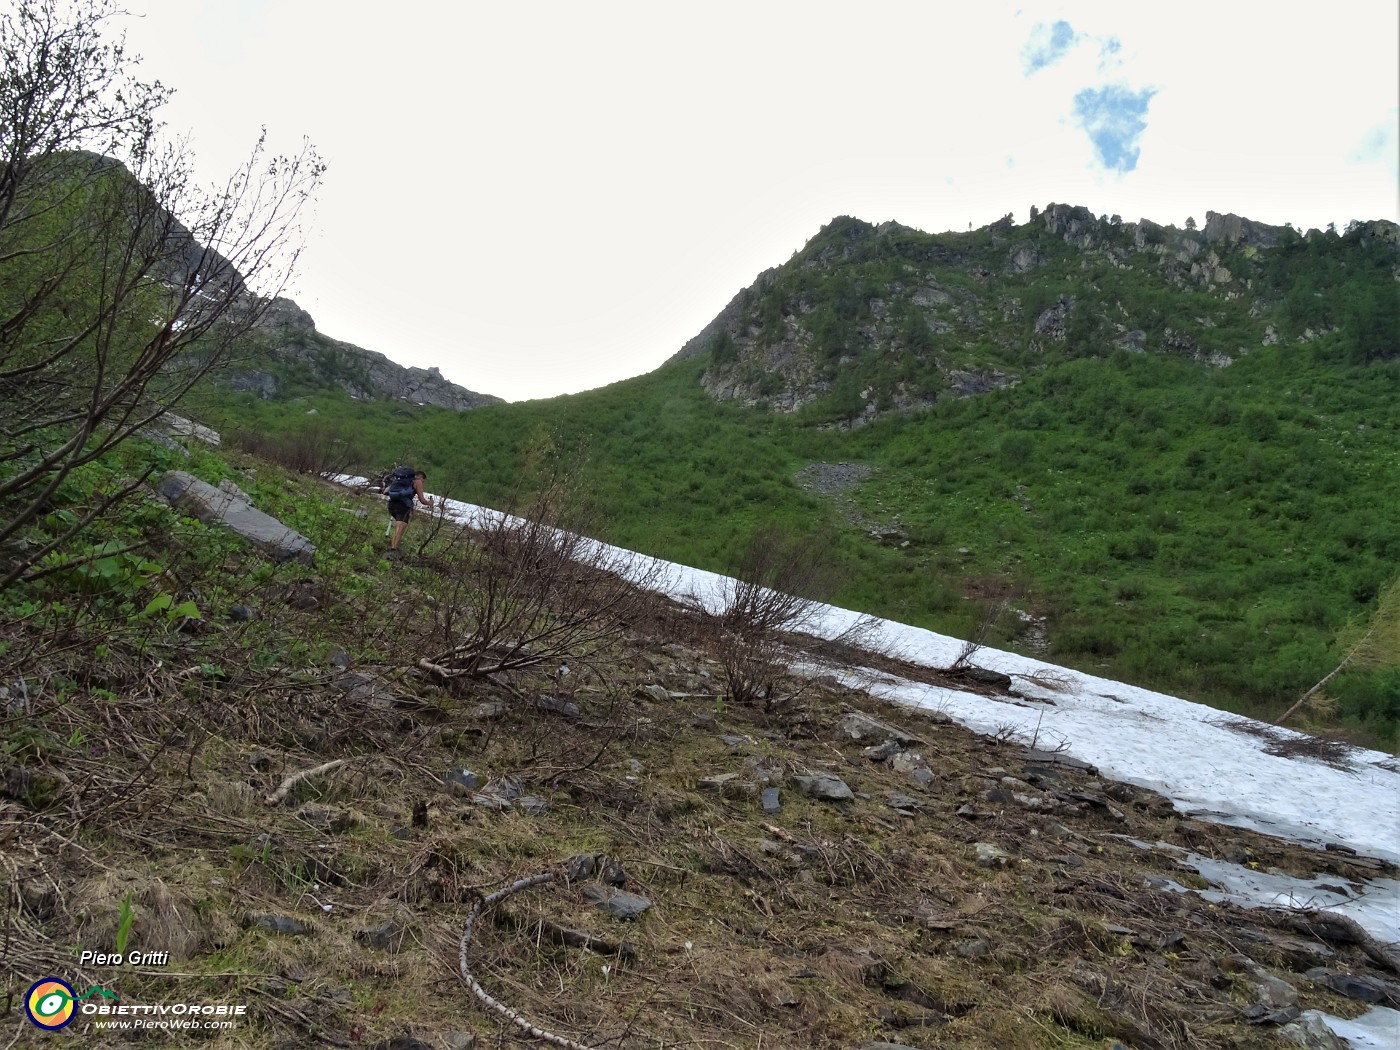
[117,0,1399,402]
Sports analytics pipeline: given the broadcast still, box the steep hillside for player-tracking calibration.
[190,208,1400,747]
[669,207,1397,425]
[219,296,502,412]
[2,444,1396,1049]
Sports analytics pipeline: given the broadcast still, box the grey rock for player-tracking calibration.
[954,938,993,958]
[838,712,922,745]
[599,856,628,887]
[792,773,854,801]
[517,795,548,815]
[353,921,405,951]
[891,751,934,787]
[442,1035,477,1050]
[156,471,315,563]
[886,792,924,812]
[227,604,255,622]
[1304,968,1395,1005]
[639,683,672,702]
[565,855,597,880]
[761,787,781,813]
[1279,1013,1347,1049]
[156,412,221,446]
[481,775,523,800]
[741,755,784,784]
[472,701,508,720]
[1240,960,1298,1009]
[698,772,756,797]
[443,769,479,793]
[247,914,314,936]
[327,649,352,670]
[863,740,902,762]
[974,842,1010,868]
[534,695,580,717]
[580,885,652,920]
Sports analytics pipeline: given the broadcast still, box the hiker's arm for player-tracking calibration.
[416,479,433,506]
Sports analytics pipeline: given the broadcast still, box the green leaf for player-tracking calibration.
[143,594,174,615]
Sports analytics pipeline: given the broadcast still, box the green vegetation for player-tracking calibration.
[191,214,1400,748]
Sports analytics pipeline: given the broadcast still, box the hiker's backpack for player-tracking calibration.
[385,466,416,500]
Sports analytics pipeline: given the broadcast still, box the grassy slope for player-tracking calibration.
[197,323,1400,748]
[3,445,1397,1049]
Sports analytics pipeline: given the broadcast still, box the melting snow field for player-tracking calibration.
[355,487,1400,1046]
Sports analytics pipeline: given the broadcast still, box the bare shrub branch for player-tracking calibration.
[419,458,667,683]
[702,523,880,712]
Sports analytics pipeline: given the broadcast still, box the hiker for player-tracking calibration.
[385,466,434,556]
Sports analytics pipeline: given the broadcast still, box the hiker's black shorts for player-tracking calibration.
[388,498,413,522]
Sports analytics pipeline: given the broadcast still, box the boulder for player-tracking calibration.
[156,471,315,564]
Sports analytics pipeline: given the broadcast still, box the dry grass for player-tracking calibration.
[2,478,1397,1049]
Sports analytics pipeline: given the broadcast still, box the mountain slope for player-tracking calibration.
[193,207,1400,745]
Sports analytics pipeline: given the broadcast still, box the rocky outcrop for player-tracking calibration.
[156,471,316,564]
[232,299,502,411]
[1203,211,1288,249]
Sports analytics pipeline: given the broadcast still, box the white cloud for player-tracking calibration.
[105,0,1400,400]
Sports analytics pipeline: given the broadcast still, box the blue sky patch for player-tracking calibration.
[1073,84,1156,172]
[1023,20,1077,74]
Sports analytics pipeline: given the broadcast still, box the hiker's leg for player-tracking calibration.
[391,519,408,550]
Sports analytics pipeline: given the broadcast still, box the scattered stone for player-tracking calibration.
[534,695,580,717]
[227,604,255,622]
[974,842,1010,868]
[698,772,756,797]
[721,734,746,747]
[863,740,902,762]
[442,1034,477,1050]
[793,773,854,801]
[517,795,548,815]
[473,794,512,811]
[891,751,934,787]
[1304,968,1397,1005]
[480,775,522,800]
[354,921,405,952]
[1278,1014,1346,1049]
[761,787,781,813]
[472,701,508,720]
[838,712,923,745]
[886,792,924,812]
[326,649,352,670]
[599,856,628,887]
[639,683,671,702]
[581,885,652,920]
[1238,959,1298,1009]
[742,756,783,784]
[566,854,598,881]
[443,769,479,794]
[247,914,314,936]
[626,758,645,774]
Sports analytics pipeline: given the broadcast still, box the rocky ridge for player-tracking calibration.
[668,206,1398,424]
